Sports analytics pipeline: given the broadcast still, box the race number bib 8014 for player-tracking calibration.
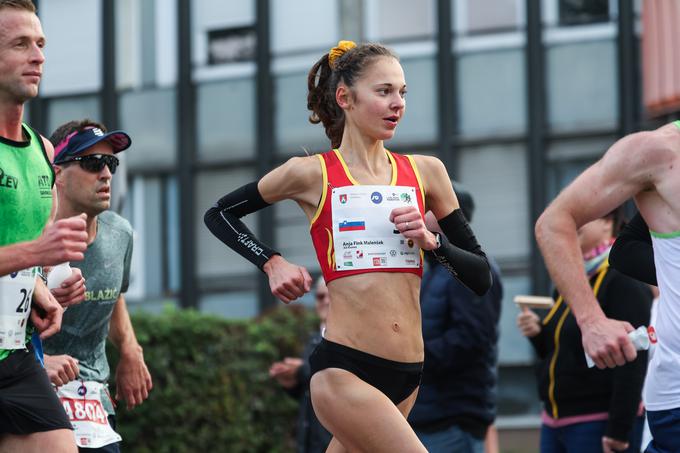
[0,267,37,349]
[57,381,122,448]
[331,185,421,271]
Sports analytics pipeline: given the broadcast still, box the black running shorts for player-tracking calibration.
[309,338,423,405]
[0,347,72,434]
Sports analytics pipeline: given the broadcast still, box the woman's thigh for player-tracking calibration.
[310,369,426,453]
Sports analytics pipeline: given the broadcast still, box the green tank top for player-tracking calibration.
[0,124,54,360]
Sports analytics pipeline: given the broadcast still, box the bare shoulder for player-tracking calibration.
[41,135,54,161]
[410,154,457,217]
[259,154,323,204]
[600,125,678,186]
[410,154,448,188]
[546,125,678,223]
[606,125,677,167]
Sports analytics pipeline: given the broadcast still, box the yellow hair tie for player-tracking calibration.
[328,40,357,69]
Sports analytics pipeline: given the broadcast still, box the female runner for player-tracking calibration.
[205,40,491,453]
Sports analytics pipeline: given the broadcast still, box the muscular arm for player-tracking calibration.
[204,156,320,302]
[109,294,152,409]
[416,156,492,295]
[108,295,140,354]
[203,181,281,270]
[609,213,656,286]
[0,241,47,275]
[203,157,321,268]
[535,129,671,368]
[0,138,78,276]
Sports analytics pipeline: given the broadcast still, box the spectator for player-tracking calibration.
[409,185,503,453]
[519,207,651,453]
[270,277,332,453]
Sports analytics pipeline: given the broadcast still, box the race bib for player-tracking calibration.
[57,381,121,448]
[331,185,421,271]
[0,268,37,349]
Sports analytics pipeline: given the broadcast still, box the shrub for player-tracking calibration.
[107,304,319,453]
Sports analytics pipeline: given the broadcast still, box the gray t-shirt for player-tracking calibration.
[43,211,133,413]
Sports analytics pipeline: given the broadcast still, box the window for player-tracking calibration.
[457,48,527,138]
[559,0,610,26]
[497,274,535,365]
[543,0,619,30]
[497,366,542,418]
[546,39,618,132]
[364,0,435,42]
[119,89,177,170]
[46,96,100,135]
[386,57,437,146]
[195,169,258,280]
[123,176,176,300]
[274,70,329,154]
[40,0,102,96]
[116,0,178,89]
[271,0,339,55]
[458,143,529,260]
[455,0,524,35]
[274,200,319,272]
[546,136,616,198]
[196,78,256,162]
[199,292,259,319]
[192,0,255,69]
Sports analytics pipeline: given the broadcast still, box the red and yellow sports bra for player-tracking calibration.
[309,149,426,283]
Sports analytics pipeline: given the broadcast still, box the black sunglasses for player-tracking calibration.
[58,154,119,174]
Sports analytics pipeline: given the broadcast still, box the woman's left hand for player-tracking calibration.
[390,206,438,251]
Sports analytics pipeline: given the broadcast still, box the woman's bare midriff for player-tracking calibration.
[324,272,424,363]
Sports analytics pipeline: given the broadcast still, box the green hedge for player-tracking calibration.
[107,305,319,453]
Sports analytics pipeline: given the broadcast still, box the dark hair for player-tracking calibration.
[0,0,36,13]
[307,43,397,149]
[604,206,627,236]
[451,181,475,222]
[49,119,107,148]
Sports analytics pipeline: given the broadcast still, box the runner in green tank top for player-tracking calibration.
[0,124,53,248]
[0,1,88,451]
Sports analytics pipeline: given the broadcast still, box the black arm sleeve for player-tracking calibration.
[603,273,652,441]
[203,181,280,271]
[528,329,549,359]
[429,209,492,296]
[609,212,657,286]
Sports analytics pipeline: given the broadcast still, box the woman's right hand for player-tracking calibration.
[517,307,541,338]
[263,255,312,304]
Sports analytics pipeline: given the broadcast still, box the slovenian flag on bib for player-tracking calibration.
[339,220,365,232]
